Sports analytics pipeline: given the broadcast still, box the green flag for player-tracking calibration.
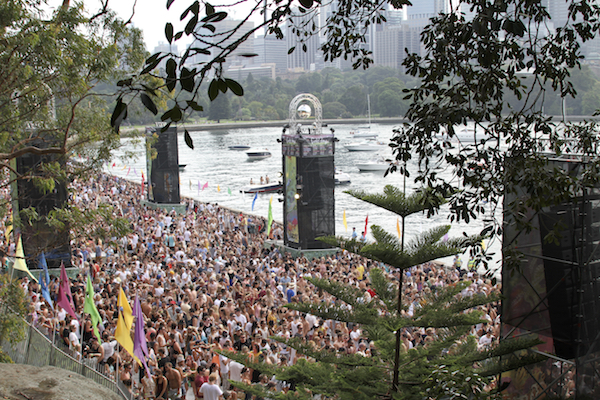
[84,276,102,342]
[266,195,273,237]
[227,187,232,196]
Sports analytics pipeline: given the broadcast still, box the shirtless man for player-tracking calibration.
[165,362,182,400]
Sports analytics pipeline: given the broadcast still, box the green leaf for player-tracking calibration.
[205,3,214,15]
[165,23,174,43]
[288,46,295,54]
[165,58,177,92]
[184,129,194,149]
[110,99,127,132]
[201,11,227,23]
[237,53,258,58]
[185,16,198,35]
[181,67,195,92]
[202,24,216,33]
[208,79,219,101]
[186,100,203,112]
[166,0,175,9]
[225,78,244,96]
[140,93,158,115]
[116,78,132,87]
[161,105,183,122]
[217,78,228,93]
[180,0,199,20]
[141,56,162,75]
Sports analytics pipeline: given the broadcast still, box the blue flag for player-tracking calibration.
[39,252,53,308]
[251,192,258,211]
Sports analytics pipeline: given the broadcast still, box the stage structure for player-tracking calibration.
[501,156,600,399]
[145,125,181,206]
[282,94,336,250]
[14,136,71,269]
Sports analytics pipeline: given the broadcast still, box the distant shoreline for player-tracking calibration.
[122,114,599,134]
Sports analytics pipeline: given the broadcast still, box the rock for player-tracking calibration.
[0,364,124,400]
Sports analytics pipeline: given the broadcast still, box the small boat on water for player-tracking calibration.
[246,149,272,161]
[355,156,395,172]
[335,169,351,185]
[241,182,283,193]
[345,139,386,152]
[229,144,252,150]
[349,130,378,139]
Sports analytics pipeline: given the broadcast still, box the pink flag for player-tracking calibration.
[126,167,131,176]
[57,263,78,320]
[202,181,208,190]
[197,181,201,196]
[133,296,151,377]
[364,215,369,236]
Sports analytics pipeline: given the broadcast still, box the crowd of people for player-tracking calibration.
[2,172,501,400]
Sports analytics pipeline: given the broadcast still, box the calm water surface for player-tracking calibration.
[108,122,502,273]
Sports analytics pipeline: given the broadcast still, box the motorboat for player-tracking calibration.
[241,182,283,193]
[349,130,378,139]
[229,144,252,150]
[345,139,386,152]
[355,156,395,172]
[246,149,272,161]
[335,169,351,185]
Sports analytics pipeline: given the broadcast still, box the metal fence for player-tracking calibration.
[2,321,129,400]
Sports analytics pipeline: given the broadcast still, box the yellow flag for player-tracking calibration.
[396,218,401,238]
[343,210,348,232]
[217,185,221,192]
[481,239,486,251]
[13,236,37,282]
[118,287,134,330]
[5,212,12,242]
[115,310,140,364]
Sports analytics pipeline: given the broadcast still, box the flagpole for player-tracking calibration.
[79,311,85,362]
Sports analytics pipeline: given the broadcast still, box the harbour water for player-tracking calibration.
[108,122,502,274]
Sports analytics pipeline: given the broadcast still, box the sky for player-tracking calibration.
[84,0,262,52]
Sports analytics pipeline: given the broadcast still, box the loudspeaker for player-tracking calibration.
[282,134,335,250]
[147,126,180,204]
[15,149,71,269]
[539,201,600,359]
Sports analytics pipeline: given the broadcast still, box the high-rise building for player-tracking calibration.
[254,34,289,74]
[374,24,420,72]
[188,19,255,70]
[152,42,179,72]
[287,10,321,71]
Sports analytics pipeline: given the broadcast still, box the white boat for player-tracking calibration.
[335,169,351,185]
[246,149,272,161]
[241,182,283,193]
[355,156,395,172]
[345,139,386,152]
[229,144,251,150]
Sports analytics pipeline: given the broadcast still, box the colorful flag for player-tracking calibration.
[111,162,116,168]
[115,306,138,363]
[126,167,130,176]
[343,210,348,232]
[481,239,486,251]
[396,218,401,238]
[133,296,150,376]
[57,263,78,320]
[202,181,208,190]
[5,211,12,242]
[115,288,138,363]
[118,287,134,330]
[364,215,369,236]
[442,233,449,243]
[13,236,37,282]
[84,276,102,342]
[217,185,221,192]
[266,195,274,237]
[227,187,232,196]
[251,192,258,211]
[38,253,53,308]
[189,179,192,190]
[197,181,201,196]
[141,172,145,196]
